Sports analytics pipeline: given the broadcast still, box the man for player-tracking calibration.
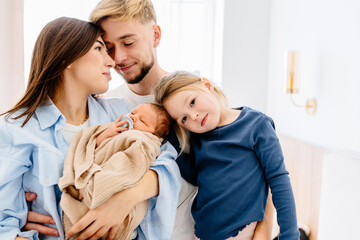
[24,0,275,239]
[89,1,198,239]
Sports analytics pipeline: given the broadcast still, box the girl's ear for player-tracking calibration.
[200,78,214,92]
[66,64,71,70]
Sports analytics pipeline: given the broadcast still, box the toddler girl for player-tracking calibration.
[154,71,299,240]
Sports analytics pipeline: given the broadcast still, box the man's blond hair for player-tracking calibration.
[90,0,156,25]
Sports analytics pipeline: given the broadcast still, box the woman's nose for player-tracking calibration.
[105,53,115,68]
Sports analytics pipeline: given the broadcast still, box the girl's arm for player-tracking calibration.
[255,115,299,239]
[66,141,182,240]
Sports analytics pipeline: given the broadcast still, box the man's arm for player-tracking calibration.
[66,141,181,240]
[66,169,160,240]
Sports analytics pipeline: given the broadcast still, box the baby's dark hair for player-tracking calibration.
[149,103,173,139]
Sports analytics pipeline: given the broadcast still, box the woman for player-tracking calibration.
[0,17,180,240]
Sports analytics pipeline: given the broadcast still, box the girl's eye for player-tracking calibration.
[181,116,187,124]
[124,42,134,46]
[190,99,195,107]
[95,46,102,51]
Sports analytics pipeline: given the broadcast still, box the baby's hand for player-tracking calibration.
[106,115,131,136]
[96,115,130,147]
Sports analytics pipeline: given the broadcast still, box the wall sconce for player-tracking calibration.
[284,50,317,115]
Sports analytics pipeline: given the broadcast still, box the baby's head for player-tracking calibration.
[128,103,172,139]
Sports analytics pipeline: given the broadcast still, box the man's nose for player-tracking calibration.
[113,48,128,65]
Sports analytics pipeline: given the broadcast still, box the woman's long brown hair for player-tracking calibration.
[1,17,102,126]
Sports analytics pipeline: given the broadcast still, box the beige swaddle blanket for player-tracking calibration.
[58,123,162,240]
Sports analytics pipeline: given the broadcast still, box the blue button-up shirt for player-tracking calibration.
[0,96,181,240]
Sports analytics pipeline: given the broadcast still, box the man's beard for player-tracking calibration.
[125,58,154,85]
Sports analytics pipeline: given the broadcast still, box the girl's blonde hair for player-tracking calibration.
[89,0,156,25]
[154,71,227,153]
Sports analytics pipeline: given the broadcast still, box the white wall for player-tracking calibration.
[221,0,359,152]
[0,0,24,112]
[221,0,271,112]
[266,0,360,151]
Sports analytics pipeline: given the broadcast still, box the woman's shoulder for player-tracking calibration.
[88,96,132,122]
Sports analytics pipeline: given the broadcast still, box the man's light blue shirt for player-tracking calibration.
[0,96,181,240]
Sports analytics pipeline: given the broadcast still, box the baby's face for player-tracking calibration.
[128,104,157,134]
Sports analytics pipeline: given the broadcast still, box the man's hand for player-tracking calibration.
[24,192,59,237]
[66,169,159,240]
[66,189,135,240]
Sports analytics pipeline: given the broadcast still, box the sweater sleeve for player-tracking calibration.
[254,116,299,240]
[138,141,182,240]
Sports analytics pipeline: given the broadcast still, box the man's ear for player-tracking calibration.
[200,78,214,92]
[153,24,161,48]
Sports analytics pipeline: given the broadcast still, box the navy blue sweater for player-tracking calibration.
[174,107,299,240]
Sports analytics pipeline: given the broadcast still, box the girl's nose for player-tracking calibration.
[191,112,199,120]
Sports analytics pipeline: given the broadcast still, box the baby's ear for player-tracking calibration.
[200,78,214,92]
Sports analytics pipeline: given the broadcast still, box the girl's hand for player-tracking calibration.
[66,188,137,240]
[23,192,59,237]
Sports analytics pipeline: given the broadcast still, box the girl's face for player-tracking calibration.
[164,83,222,133]
[66,36,115,95]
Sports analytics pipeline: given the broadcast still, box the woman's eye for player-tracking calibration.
[190,99,195,107]
[124,42,134,46]
[181,116,187,124]
[95,46,102,51]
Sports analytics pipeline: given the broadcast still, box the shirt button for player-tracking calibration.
[44,178,50,183]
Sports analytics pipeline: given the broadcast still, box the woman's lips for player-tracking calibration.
[103,72,112,80]
[201,114,208,126]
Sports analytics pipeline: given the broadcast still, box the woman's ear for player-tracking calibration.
[66,64,71,70]
[200,78,214,92]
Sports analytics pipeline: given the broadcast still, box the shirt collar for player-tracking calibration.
[35,97,65,130]
[34,95,114,130]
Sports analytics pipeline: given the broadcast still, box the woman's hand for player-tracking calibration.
[23,192,59,237]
